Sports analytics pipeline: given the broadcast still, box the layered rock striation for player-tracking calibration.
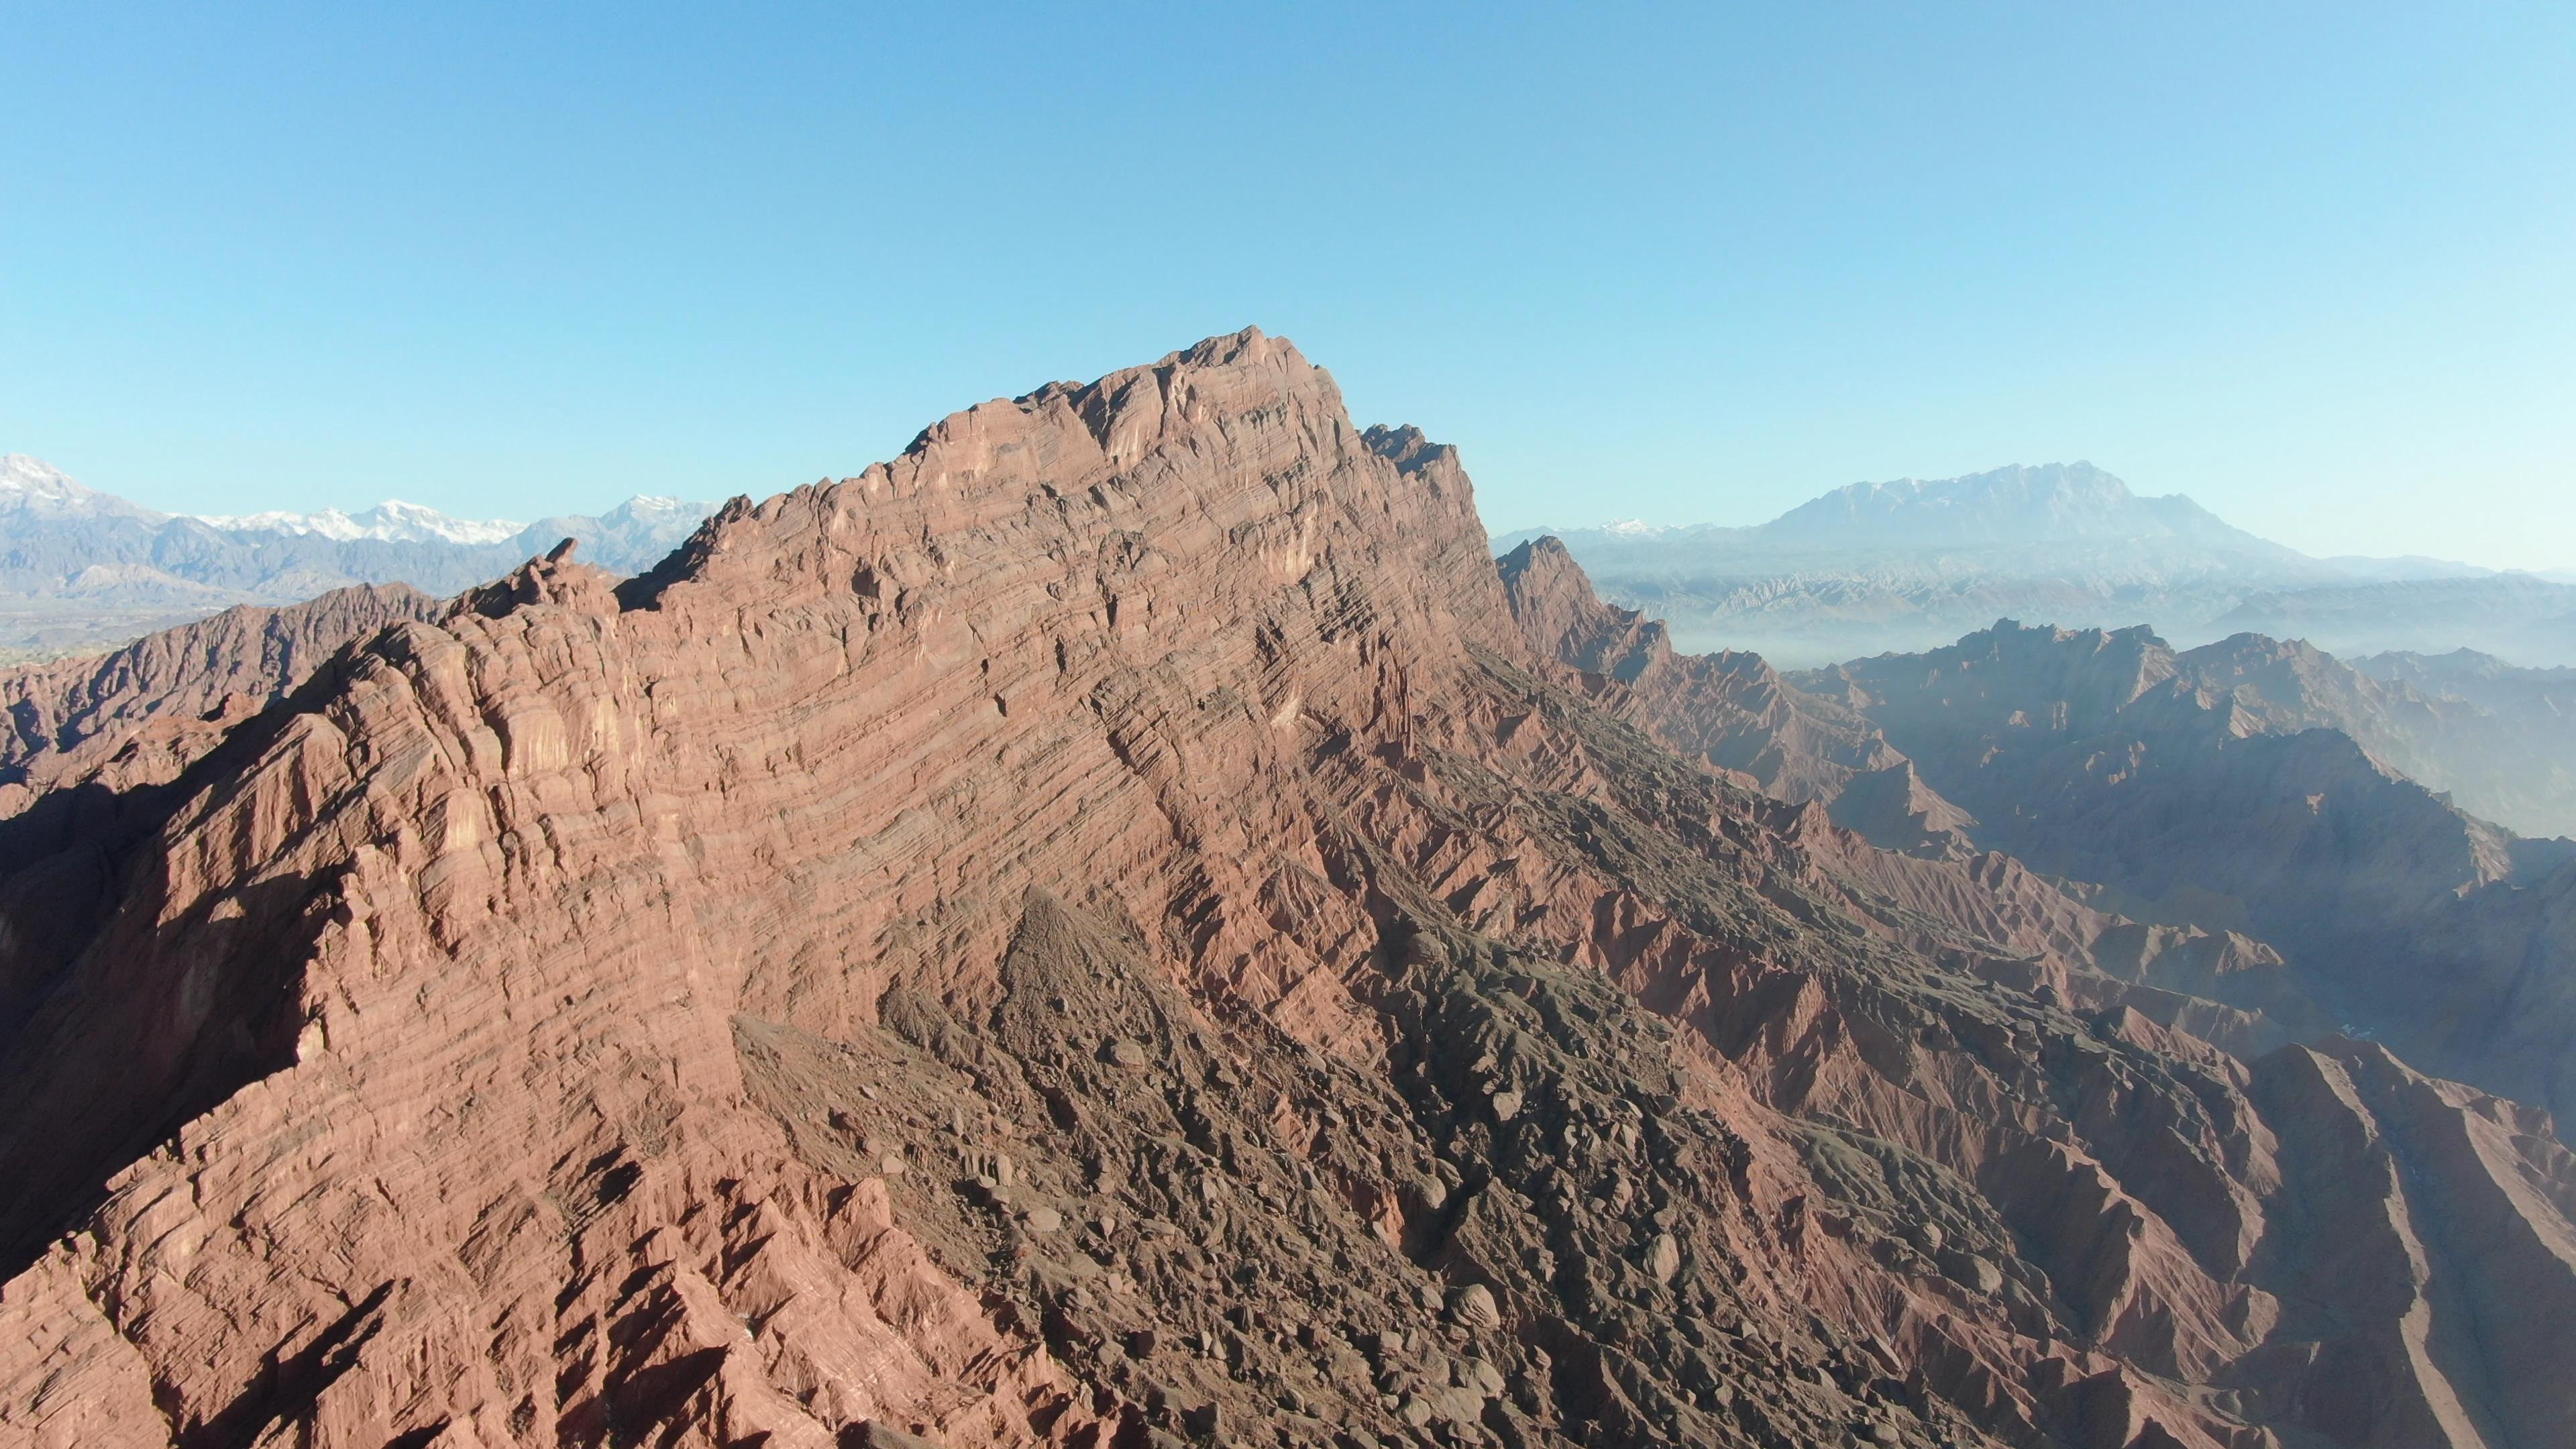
[0,582,445,810]
[0,333,2567,1449]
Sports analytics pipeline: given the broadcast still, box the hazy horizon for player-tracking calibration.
[13,441,2563,579]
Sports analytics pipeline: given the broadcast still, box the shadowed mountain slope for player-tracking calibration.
[1495,537,1972,857]
[1798,620,2576,1134]
[2343,647,2576,838]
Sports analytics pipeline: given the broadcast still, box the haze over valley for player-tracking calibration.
[0,453,714,661]
[1499,462,2576,669]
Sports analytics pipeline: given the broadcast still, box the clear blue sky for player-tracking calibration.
[5,4,2571,566]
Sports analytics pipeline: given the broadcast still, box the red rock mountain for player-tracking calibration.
[1495,539,1973,858]
[0,583,443,812]
[0,333,2569,1449]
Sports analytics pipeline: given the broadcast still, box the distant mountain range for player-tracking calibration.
[195,499,543,546]
[10,451,2568,673]
[1786,616,2576,1117]
[0,454,717,659]
[1498,462,2576,667]
[1756,462,2284,548]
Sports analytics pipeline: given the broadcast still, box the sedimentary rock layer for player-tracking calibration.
[0,333,2566,1449]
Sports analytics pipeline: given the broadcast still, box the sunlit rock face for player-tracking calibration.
[0,332,2566,1449]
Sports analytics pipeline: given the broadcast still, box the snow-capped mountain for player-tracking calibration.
[0,454,169,522]
[0,455,719,659]
[197,500,531,547]
[603,496,701,525]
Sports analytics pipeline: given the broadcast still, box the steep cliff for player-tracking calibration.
[1,334,2567,1449]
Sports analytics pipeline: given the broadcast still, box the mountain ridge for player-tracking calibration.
[1760,462,2283,550]
[198,499,535,545]
[1792,616,2576,1124]
[0,453,166,523]
[1,331,2569,1447]
[0,459,718,660]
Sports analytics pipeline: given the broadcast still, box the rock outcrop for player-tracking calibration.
[0,582,444,811]
[0,333,2568,1449]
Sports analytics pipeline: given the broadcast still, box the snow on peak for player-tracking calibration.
[0,455,170,521]
[199,500,528,546]
[599,494,712,524]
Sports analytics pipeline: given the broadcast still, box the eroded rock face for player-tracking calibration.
[0,332,2567,1449]
[0,582,443,810]
[1497,537,1973,857]
[1497,539,2332,1055]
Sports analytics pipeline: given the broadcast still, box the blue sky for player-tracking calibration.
[5,4,2571,566]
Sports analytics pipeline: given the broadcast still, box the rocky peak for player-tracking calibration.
[629,330,1452,599]
[1801,617,2185,739]
[1495,536,1675,680]
[0,335,2569,1449]
[1360,423,1462,479]
[455,536,619,620]
[0,453,168,522]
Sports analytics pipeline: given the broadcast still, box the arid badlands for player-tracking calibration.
[2,332,2569,1449]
